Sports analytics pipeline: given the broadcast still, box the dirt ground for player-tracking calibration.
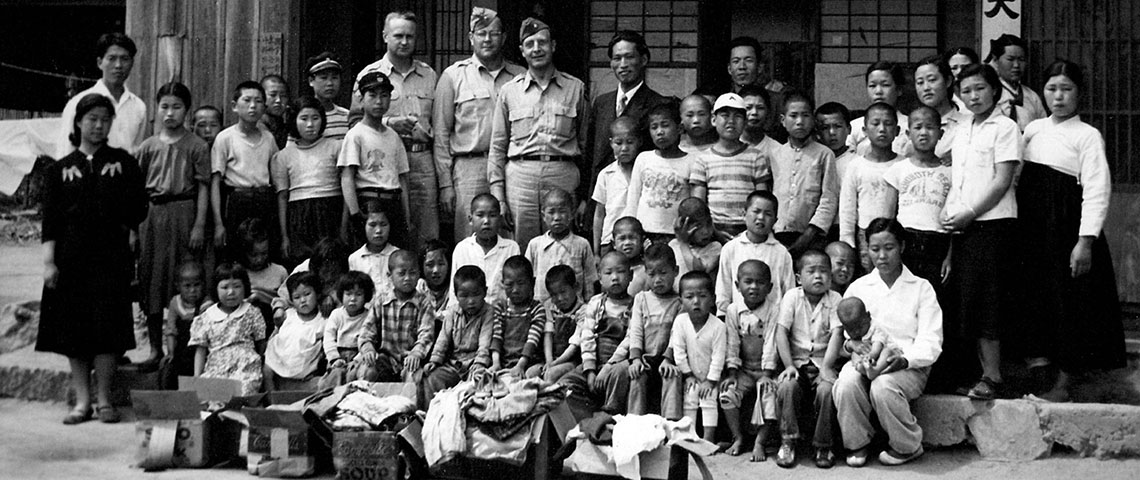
[0,398,1137,480]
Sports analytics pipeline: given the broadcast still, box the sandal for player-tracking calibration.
[96,405,121,424]
[967,376,1001,400]
[62,406,93,425]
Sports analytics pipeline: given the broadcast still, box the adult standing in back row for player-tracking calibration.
[434,7,525,242]
[57,33,147,158]
[489,18,590,249]
[355,11,439,251]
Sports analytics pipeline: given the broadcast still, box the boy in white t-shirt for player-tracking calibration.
[838,102,902,270]
[592,116,640,253]
[624,102,694,243]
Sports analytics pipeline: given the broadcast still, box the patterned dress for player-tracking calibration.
[188,302,267,395]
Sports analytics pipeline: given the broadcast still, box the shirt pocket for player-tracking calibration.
[545,104,578,140]
[455,89,492,130]
[508,107,538,142]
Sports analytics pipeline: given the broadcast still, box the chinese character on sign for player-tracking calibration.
[985,0,1020,19]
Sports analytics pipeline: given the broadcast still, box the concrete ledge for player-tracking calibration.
[0,346,69,402]
[916,395,1140,460]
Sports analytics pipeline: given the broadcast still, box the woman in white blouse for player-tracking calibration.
[1017,60,1125,402]
[833,218,942,467]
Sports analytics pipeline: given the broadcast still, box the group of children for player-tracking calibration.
[117,32,1121,469]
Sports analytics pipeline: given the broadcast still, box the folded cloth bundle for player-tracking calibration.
[332,391,416,430]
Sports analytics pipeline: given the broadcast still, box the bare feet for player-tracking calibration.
[750,438,767,462]
[726,436,746,456]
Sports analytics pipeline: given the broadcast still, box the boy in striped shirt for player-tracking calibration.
[492,255,547,379]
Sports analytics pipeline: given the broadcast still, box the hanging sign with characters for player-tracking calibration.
[980,0,1021,53]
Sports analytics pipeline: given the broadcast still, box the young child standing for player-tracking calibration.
[691,93,772,240]
[561,251,636,413]
[160,262,215,389]
[452,194,521,301]
[339,72,411,248]
[671,271,727,444]
[239,218,288,333]
[526,188,598,302]
[137,82,212,364]
[839,102,902,271]
[357,250,435,382]
[770,93,839,256]
[192,106,223,148]
[815,102,856,242]
[272,95,343,262]
[625,102,695,243]
[883,106,952,285]
[944,64,1021,400]
[491,256,547,378]
[422,265,496,401]
[348,200,399,294]
[612,216,649,295]
[717,191,796,316]
[847,61,912,157]
[627,244,684,418]
[189,262,268,396]
[679,94,717,153]
[210,80,280,258]
[592,116,640,252]
[773,250,845,469]
[669,198,722,288]
[318,271,375,389]
[719,260,779,460]
[263,272,327,391]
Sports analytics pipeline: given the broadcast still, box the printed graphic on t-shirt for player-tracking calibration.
[642,166,688,209]
[898,169,952,209]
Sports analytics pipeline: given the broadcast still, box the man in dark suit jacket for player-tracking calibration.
[585,31,671,226]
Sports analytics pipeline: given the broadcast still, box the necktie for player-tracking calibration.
[1008,86,1023,124]
[616,93,627,117]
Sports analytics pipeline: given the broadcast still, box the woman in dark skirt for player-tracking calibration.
[37,94,148,424]
[1018,60,1125,401]
[271,96,343,263]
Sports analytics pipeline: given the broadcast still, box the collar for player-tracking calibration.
[377,56,429,78]
[865,265,920,290]
[523,69,561,89]
[205,302,249,323]
[617,82,644,101]
[92,79,137,106]
[536,231,575,249]
[999,77,1022,95]
[356,243,398,258]
[547,297,583,316]
[740,232,779,246]
[731,298,772,317]
[467,233,511,252]
[381,288,427,308]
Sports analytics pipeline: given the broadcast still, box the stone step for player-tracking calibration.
[915,395,1140,460]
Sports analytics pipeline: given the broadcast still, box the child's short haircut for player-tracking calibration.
[796,249,831,272]
[613,216,645,236]
[96,32,137,58]
[502,255,535,280]
[545,264,577,291]
[738,259,771,282]
[746,190,779,215]
[389,249,419,272]
[471,192,500,211]
[287,96,327,139]
[678,270,714,295]
[194,105,222,121]
[815,102,851,123]
[610,116,639,136]
[232,80,266,102]
[260,74,289,89]
[677,197,712,224]
[600,249,632,268]
[909,105,942,127]
[643,243,677,268]
[213,261,252,299]
[177,260,205,281]
[647,100,682,125]
[865,102,899,121]
[238,217,269,246]
[361,198,388,218]
[337,271,375,301]
[454,265,487,290]
[286,271,322,297]
[543,187,574,208]
[156,81,192,107]
[736,85,771,108]
[783,90,815,112]
[420,238,451,263]
[311,236,350,276]
[865,60,907,87]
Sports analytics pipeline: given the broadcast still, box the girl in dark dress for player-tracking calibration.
[1018,61,1125,401]
[37,94,148,424]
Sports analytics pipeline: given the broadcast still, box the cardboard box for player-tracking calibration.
[433,402,576,480]
[178,376,243,403]
[132,390,216,470]
[307,382,423,480]
[243,408,318,477]
[564,431,718,480]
